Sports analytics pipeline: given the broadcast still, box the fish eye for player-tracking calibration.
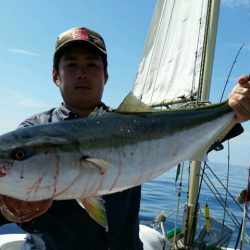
[15,150,25,160]
[12,148,33,161]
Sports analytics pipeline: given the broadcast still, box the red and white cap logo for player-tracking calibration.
[72,28,89,40]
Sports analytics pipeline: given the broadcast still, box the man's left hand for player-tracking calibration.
[228,75,250,123]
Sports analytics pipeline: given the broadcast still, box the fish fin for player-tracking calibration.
[82,157,112,170]
[77,197,108,229]
[117,92,155,113]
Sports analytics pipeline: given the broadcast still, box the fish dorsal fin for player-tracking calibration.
[117,92,155,113]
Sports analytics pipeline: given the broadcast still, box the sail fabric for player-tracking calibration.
[133,0,209,106]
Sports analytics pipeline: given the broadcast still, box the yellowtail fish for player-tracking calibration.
[0,93,236,227]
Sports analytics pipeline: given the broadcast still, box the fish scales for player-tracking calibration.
[0,100,234,203]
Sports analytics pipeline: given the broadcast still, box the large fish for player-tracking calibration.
[0,93,236,227]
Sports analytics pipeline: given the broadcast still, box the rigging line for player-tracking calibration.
[186,161,207,247]
[204,162,246,215]
[234,218,242,250]
[184,161,192,248]
[240,167,250,249]
[220,139,231,246]
[239,166,250,250]
[219,44,245,103]
[190,0,207,102]
[202,173,241,228]
[173,162,185,248]
[197,0,212,103]
[201,179,247,234]
[202,166,241,226]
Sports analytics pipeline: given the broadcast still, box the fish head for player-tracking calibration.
[0,130,58,223]
[0,128,80,201]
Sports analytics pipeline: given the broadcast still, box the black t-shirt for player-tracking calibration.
[15,103,143,250]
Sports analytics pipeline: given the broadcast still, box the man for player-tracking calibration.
[17,27,143,250]
[0,26,250,250]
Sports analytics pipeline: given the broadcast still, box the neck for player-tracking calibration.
[64,103,100,117]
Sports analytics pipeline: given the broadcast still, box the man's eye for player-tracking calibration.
[88,63,97,67]
[67,63,76,68]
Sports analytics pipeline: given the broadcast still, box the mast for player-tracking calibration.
[184,0,220,246]
[132,0,221,245]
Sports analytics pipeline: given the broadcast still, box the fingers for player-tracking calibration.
[238,75,250,86]
[228,74,250,123]
[228,97,250,123]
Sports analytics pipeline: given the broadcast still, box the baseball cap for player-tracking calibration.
[53,27,107,63]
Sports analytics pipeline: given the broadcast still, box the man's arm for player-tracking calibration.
[208,75,250,153]
[228,75,250,123]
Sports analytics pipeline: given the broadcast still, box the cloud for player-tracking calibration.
[245,44,250,51]
[0,90,52,133]
[221,0,250,8]
[224,43,250,53]
[13,92,47,108]
[8,48,40,57]
[0,90,47,108]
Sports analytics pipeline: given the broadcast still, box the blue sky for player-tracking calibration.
[0,0,249,166]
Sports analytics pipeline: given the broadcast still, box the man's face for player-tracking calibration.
[54,44,108,113]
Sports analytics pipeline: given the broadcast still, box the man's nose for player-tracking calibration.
[77,66,87,79]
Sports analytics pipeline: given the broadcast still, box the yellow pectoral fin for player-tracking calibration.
[81,157,112,173]
[84,158,112,169]
[77,197,108,230]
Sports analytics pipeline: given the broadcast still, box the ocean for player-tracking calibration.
[140,162,250,249]
[0,162,249,249]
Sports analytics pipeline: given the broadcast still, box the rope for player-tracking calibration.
[204,162,248,217]
[202,172,241,228]
[219,140,231,247]
[191,0,206,102]
[239,166,250,249]
[172,162,185,247]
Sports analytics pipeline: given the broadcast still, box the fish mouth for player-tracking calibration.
[0,195,53,223]
[0,162,12,177]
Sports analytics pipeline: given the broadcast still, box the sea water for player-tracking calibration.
[140,162,250,249]
[0,162,249,249]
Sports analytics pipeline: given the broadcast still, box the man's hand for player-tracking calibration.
[228,75,250,123]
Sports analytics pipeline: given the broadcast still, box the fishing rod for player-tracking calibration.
[219,43,245,103]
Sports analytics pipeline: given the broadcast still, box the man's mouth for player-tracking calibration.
[75,85,91,90]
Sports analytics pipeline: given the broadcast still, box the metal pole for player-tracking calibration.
[184,0,220,246]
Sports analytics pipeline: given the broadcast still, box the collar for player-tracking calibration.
[55,102,112,120]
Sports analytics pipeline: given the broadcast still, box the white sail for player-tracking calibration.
[133,0,222,247]
[133,0,209,106]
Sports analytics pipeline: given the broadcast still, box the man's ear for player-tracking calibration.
[104,73,109,84]
[52,67,59,86]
